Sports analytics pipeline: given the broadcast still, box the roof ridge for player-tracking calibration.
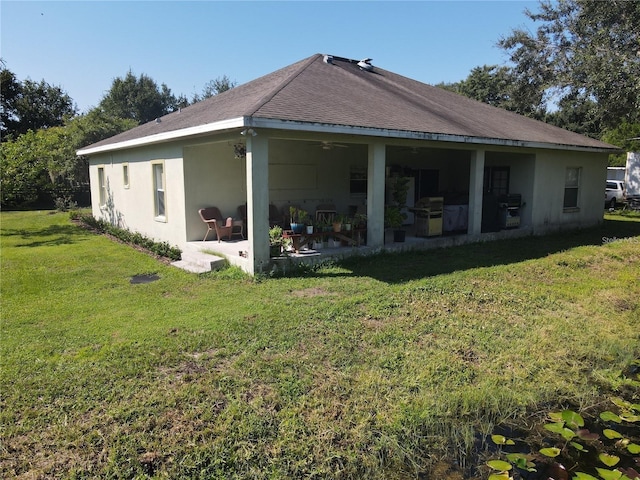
[245,54,321,117]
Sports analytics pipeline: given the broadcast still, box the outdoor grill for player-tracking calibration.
[497,194,522,229]
[410,196,444,237]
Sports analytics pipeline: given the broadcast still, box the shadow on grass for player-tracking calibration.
[1,224,91,248]
[318,217,640,284]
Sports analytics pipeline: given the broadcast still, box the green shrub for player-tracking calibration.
[72,212,181,260]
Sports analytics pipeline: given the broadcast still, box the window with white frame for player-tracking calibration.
[123,163,129,189]
[563,167,581,210]
[97,166,106,207]
[152,162,166,220]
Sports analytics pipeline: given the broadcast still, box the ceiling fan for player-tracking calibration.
[311,141,349,150]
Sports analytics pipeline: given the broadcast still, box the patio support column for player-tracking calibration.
[246,134,269,275]
[367,142,386,247]
[468,149,485,235]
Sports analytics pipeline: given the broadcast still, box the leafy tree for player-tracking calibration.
[499,0,640,130]
[0,64,22,139]
[0,64,76,140]
[192,75,237,103]
[1,110,136,208]
[98,71,184,124]
[602,123,640,166]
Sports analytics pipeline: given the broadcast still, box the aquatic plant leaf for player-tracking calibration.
[487,459,512,471]
[540,447,561,457]
[619,467,640,479]
[603,429,624,439]
[488,473,512,480]
[601,411,623,423]
[599,453,621,467]
[492,434,515,445]
[505,453,536,472]
[627,443,640,454]
[570,441,588,452]
[612,397,633,410]
[576,429,599,441]
[549,411,564,422]
[562,410,585,429]
[548,462,568,480]
[545,422,577,439]
[595,467,623,480]
[620,414,640,423]
[573,472,599,480]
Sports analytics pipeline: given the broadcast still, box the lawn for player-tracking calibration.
[1,210,639,479]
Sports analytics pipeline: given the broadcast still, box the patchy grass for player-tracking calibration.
[1,211,639,479]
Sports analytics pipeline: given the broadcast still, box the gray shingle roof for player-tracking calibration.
[79,54,617,153]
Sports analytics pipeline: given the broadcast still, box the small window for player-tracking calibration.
[563,167,581,210]
[123,163,129,189]
[152,162,166,220]
[350,166,367,195]
[97,167,106,207]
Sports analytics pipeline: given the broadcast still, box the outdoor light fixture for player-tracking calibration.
[241,128,257,136]
[233,143,246,159]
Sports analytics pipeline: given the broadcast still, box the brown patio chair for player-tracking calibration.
[199,207,235,242]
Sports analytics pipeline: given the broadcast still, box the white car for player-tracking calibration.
[605,180,625,208]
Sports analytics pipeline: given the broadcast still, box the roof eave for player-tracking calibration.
[77,116,620,157]
[76,117,247,156]
[248,118,620,153]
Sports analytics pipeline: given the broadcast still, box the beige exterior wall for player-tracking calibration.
[88,143,186,247]
[87,132,609,260]
[531,150,607,232]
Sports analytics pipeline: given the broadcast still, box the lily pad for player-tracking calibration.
[595,467,622,480]
[487,459,512,471]
[603,429,624,439]
[598,453,620,467]
[600,411,623,423]
[573,472,599,480]
[562,410,585,429]
[576,429,599,441]
[627,443,640,454]
[492,434,515,445]
[570,441,588,452]
[540,447,561,458]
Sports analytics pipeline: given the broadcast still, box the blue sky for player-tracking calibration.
[1,1,538,113]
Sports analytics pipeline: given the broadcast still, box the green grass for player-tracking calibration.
[1,210,639,479]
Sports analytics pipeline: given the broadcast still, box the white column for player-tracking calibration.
[246,134,269,275]
[468,149,485,235]
[367,142,386,247]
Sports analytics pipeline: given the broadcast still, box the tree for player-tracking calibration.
[1,64,76,140]
[0,110,136,208]
[0,64,22,138]
[192,75,237,103]
[499,0,640,130]
[601,122,640,166]
[98,71,184,124]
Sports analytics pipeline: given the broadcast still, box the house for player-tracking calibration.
[77,54,619,275]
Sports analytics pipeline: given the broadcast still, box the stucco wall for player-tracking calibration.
[88,144,186,247]
[530,150,607,232]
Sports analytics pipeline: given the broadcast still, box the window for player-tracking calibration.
[152,163,166,220]
[483,166,510,196]
[97,167,106,207]
[123,163,129,188]
[563,167,581,210]
[350,166,367,195]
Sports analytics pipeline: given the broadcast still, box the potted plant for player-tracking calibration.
[332,214,343,232]
[289,206,307,234]
[269,225,284,257]
[384,206,405,242]
[343,216,352,232]
[387,176,409,242]
[304,214,314,234]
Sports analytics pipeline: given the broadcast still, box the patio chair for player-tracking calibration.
[237,203,284,236]
[199,207,240,242]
